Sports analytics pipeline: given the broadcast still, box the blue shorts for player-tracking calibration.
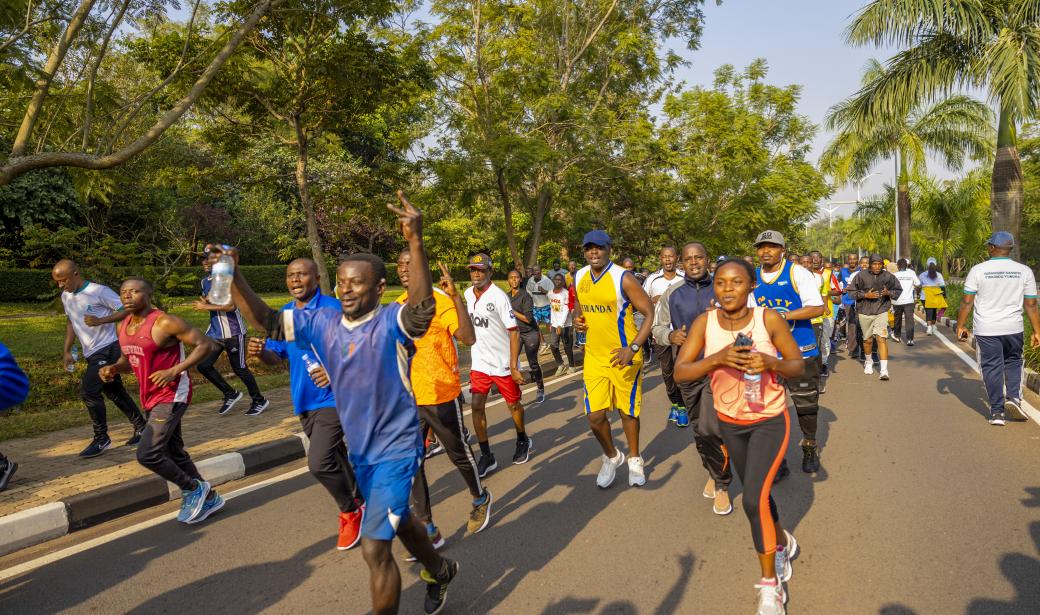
[351,453,421,541]
[533,306,551,324]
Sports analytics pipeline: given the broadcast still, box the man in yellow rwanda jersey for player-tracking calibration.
[574,230,655,489]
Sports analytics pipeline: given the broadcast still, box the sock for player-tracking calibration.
[516,430,527,443]
[880,360,888,371]
[426,522,437,536]
[479,440,491,456]
[473,491,489,506]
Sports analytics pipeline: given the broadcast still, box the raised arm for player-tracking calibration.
[389,191,435,339]
[228,252,277,332]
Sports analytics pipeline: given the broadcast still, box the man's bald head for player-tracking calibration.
[286,258,321,304]
[288,258,319,276]
[51,259,83,293]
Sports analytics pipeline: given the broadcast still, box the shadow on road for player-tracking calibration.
[967,486,1040,614]
[935,369,989,420]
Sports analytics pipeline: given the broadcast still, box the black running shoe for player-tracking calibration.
[244,398,270,416]
[512,437,532,465]
[218,391,244,415]
[801,444,820,474]
[79,437,112,458]
[421,559,459,615]
[477,453,497,478]
[125,429,143,447]
[772,458,791,484]
[0,459,18,491]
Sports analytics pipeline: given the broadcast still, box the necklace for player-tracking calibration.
[719,306,753,342]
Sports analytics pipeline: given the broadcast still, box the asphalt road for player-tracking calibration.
[1,327,1039,614]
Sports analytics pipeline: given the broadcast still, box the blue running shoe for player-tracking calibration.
[178,479,211,523]
[187,491,224,525]
[676,409,690,428]
[668,405,679,423]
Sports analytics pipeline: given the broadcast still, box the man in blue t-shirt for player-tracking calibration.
[229,192,458,615]
[0,341,29,491]
[194,244,268,416]
[246,258,364,551]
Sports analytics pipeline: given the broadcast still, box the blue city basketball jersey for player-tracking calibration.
[283,303,423,465]
[754,260,819,358]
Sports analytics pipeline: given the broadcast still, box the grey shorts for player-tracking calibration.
[858,312,889,339]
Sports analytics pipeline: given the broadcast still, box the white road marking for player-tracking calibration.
[0,370,587,579]
[913,315,1040,427]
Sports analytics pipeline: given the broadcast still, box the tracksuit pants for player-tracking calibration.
[677,377,731,489]
[892,303,915,341]
[975,333,1025,415]
[656,343,685,408]
[82,342,146,440]
[785,357,820,442]
[197,336,264,402]
[518,329,544,389]
[136,402,201,491]
[411,399,485,525]
[299,408,361,513]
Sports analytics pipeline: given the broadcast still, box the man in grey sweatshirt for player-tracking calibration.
[847,253,903,380]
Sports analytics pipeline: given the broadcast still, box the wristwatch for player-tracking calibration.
[629,343,641,353]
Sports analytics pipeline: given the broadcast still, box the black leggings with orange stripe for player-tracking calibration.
[718,411,789,554]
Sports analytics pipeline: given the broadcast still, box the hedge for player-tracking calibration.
[0,265,289,302]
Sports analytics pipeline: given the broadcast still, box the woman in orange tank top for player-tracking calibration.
[674,258,805,615]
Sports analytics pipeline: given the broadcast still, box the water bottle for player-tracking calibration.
[208,254,235,306]
[735,333,764,410]
[67,345,79,373]
[302,353,326,387]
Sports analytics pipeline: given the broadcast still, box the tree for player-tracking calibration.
[844,0,1040,257]
[427,0,712,269]
[659,61,830,257]
[0,0,287,185]
[916,171,990,277]
[820,59,992,260]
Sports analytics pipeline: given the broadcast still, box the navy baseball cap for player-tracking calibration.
[582,230,612,247]
[987,231,1015,248]
[466,253,492,269]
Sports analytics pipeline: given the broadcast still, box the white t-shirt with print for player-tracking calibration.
[643,270,684,300]
[465,284,518,376]
[892,269,920,305]
[61,282,123,358]
[963,258,1038,336]
[526,276,553,308]
[548,288,572,327]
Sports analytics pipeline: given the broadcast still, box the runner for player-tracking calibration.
[547,259,568,283]
[809,251,841,379]
[195,245,269,416]
[891,258,920,346]
[574,230,655,488]
[99,277,223,525]
[546,273,577,374]
[653,242,733,515]
[752,231,824,476]
[467,255,531,477]
[955,232,1040,426]
[0,341,29,492]
[395,251,492,540]
[847,254,902,380]
[244,258,364,550]
[566,260,578,286]
[919,258,947,335]
[51,259,147,458]
[673,257,804,615]
[228,192,459,615]
[643,246,686,425]
[526,264,554,353]
[508,269,546,404]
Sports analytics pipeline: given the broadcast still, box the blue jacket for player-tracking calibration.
[264,290,340,415]
[668,274,716,333]
[0,342,29,411]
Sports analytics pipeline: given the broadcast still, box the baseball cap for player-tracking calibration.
[926,257,937,266]
[987,231,1015,248]
[753,230,785,247]
[582,230,612,247]
[869,253,884,263]
[466,253,492,269]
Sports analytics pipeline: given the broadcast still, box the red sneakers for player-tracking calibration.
[337,505,364,551]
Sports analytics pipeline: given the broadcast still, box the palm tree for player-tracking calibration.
[821,59,993,259]
[843,0,1040,257]
[916,171,990,277]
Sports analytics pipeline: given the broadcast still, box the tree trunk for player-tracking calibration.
[496,167,523,271]
[991,105,1023,260]
[292,116,331,294]
[524,181,552,268]
[896,151,911,261]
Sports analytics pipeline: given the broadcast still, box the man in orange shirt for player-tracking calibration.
[397,252,493,544]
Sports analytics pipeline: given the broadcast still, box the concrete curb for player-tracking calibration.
[914,305,1040,395]
[0,435,306,557]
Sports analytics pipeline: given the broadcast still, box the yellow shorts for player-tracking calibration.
[583,361,643,417]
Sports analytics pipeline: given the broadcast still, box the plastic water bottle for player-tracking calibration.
[302,353,327,387]
[208,254,235,306]
[67,345,79,372]
[735,333,764,410]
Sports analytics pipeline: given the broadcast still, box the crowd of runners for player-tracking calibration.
[0,193,1037,615]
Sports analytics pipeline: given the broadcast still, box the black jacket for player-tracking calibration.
[848,269,902,316]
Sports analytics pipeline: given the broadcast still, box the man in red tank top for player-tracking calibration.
[100,277,222,525]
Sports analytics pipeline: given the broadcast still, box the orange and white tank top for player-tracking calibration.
[704,307,786,423]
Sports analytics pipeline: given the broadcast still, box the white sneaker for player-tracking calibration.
[926,325,933,335]
[627,456,646,486]
[596,450,625,488]
[775,529,798,582]
[864,362,874,375]
[879,370,890,381]
[754,578,787,614]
